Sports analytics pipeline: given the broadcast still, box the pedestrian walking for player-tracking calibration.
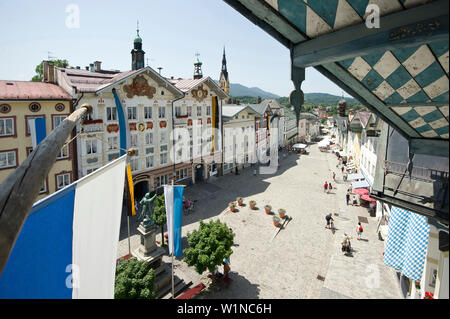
[325,213,334,229]
[324,181,328,193]
[341,165,345,173]
[356,222,363,240]
[223,256,231,278]
[329,182,333,191]
[352,196,358,206]
[332,172,336,182]
[346,192,350,205]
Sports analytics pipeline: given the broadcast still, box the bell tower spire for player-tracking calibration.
[131,21,145,70]
[193,52,203,79]
[219,46,229,95]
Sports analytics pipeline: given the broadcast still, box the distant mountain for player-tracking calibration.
[214,81,280,99]
[303,93,358,105]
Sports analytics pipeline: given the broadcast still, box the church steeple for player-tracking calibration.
[219,47,229,95]
[193,52,203,80]
[131,21,145,70]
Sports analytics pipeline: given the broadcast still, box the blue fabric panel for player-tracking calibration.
[361,69,384,91]
[386,67,412,90]
[346,0,370,19]
[173,186,184,257]
[307,0,339,28]
[0,185,76,299]
[112,90,127,156]
[406,90,429,103]
[414,61,445,88]
[35,118,47,145]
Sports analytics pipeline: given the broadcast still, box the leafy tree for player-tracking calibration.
[114,258,156,299]
[183,220,234,274]
[152,194,167,247]
[31,59,70,82]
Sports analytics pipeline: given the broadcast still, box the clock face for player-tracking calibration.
[197,90,203,98]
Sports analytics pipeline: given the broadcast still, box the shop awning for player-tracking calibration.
[352,180,369,189]
[292,143,307,149]
[348,173,364,181]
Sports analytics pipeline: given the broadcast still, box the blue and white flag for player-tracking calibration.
[383,206,430,282]
[164,185,184,257]
[112,89,131,157]
[0,155,127,299]
[28,117,46,148]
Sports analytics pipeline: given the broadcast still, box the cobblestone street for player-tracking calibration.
[117,143,403,299]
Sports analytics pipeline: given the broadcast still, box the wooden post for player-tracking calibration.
[0,104,92,275]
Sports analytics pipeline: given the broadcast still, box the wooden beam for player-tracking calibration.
[292,0,449,67]
[0,104,92,275]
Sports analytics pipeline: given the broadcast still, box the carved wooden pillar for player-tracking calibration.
[289,49,305,135]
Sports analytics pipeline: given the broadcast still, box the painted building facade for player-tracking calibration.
[0,80,75,200]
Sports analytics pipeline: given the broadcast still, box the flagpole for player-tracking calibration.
[171,180,175,299]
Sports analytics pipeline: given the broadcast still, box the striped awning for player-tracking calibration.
[384,206,430,282]
[352,180,369,189]
[348,173,365,181]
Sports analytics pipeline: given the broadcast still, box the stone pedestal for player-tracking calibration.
[133,224,165,270]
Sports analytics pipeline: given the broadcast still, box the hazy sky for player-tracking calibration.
[0,0,351,98]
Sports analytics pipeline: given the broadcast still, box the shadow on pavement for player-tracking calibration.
[199,272,261,299]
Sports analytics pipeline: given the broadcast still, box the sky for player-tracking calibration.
[0,0,351,98]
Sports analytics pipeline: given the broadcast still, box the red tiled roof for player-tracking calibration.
[0,80,73,100]
[356,111,372,128]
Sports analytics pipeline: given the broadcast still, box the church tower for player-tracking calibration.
[193,52,203,79]
[218,47,230,95]
[131,23,145,70]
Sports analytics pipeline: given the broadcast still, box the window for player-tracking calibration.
[57,144,69,159]
[86,167,98,175]
[106,107,117,121]
[176,168,189,181]
[130,158,139,172]
[29,102,41,112]
[160,152,168,165]
[156,174,168,187]
[144,106,152,120]
[187,106,192,117]
[145,132,153,145]
[206,106,211,116]
[0,150,17,169]
[39,180,47,194]
[0,118,15,137]
[158,106,166,119]
[160,130,168,145]
[145,155,154,168]
[108,136,118,150]
[197,106,202,116]
[430,269,438,288]
[127,107,137,120]
[56,173,71,190]
[53,115,66,129]
[86,139,98,154]
[131,134,138,147]
[175,106,183,117]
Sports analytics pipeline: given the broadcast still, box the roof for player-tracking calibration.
[224,0,449,156]
[168,77,229,99]
[261,99,281,110]
[222,104,258,119]
[0,80,73,100]
[57,66,184,98]
[356,111,372,128]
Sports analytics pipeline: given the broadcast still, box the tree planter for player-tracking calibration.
[278,209,286,218]
[264,205,272,214]
[229,202,236,212]
[273,216,281,227]
[237,197,244,206]
[249,200,256,210]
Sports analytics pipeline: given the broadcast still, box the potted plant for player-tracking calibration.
[264,205,272,214]
[249,200,256,210]
[273,216,281,227]
[278,208,286,218]
[424,291,434,299]
[229,202,236,212]
[237,197,244,206]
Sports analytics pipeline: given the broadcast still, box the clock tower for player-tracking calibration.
[131,23,145,70]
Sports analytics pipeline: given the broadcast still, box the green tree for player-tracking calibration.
[114,258,156,299]
[183,220,234,274]
[152,194,167,247]
[31,59,70,82]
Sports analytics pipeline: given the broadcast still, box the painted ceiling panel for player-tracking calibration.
[225,0,448,141]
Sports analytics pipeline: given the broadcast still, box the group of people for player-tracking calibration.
[323,181,334,193]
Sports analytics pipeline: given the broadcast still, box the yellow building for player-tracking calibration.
[0,80,75,200]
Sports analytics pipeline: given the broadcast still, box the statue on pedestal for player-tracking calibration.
[139,192,157,229]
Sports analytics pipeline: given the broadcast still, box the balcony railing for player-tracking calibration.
[384,160,449,182]
[174,114,188,126]
[82,119,103,133]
